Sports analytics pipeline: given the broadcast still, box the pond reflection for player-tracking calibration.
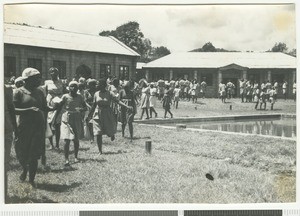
[188,118,296,139]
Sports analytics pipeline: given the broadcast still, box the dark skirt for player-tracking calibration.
[93,107,117,137]
[15,111,46,164]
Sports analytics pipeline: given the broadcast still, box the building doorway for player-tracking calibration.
[76,64,92,79]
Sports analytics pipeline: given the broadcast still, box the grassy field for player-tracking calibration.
[6,98,296,203]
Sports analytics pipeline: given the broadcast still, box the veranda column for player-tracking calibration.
[94,54,99,80]
[45,50,52,80]
[194,70,197,80]
[18,47,25,77]
[69,53,76,79]
[292,70,296,83]
[242,70,247,80]
[218,70,222,84]
[267,70,272,82]
[113,56,118,77]
[170,69,173,80]
[145,69,149,81]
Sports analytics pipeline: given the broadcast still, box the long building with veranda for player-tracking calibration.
[142,52,296,98]
[4,23,140,81]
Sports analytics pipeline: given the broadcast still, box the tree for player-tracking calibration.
[288,48,296,57]
[99,21,171,62]
[149,46,171,61]
[190,42,235,52]
[202,42,216,52]
[99,21,152,61]
[271,42,288,53]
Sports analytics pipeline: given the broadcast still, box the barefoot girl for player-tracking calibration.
[119,80,137,140]
[59,81,87,166]
[87,79,132,154]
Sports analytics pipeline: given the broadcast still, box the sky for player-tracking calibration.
[3,3,296,53]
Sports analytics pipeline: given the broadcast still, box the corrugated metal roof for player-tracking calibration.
[136,62,146,69]
[143,52,296,69]
[3,23,140,57]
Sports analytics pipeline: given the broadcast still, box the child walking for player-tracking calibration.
[254,88,260,110]
[269,87,275,110]
[173,85,181,109]
[119,80,137,140]
[162,85,173,118]
[149,83,158,118]
[87,79,132,155]
[59,81,87,166]
[259,88,267,110]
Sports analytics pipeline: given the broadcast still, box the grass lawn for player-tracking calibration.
[6,98,296,203]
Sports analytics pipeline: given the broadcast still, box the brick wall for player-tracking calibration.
[4,44,137,81]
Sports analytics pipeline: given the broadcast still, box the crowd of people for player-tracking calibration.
[218,78,296,110]
[5,67,136,187]
[4,68,296,188]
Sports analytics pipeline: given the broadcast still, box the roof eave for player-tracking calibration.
[109,36,140,57]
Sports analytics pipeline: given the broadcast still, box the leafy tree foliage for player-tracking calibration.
[149,46,171,61]
[271,42,288,53]
[287,48,296,57]
[190,42,236,52]
[268,42,296,57]
[99,21,170,62]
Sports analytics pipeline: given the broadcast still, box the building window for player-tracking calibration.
[4,56,16,78]
[272,74,285,84]
[119,65,129,80]
[100,64,111,79]
[201,74,213,86]
[28,58,42,73]
[53,60,67,79]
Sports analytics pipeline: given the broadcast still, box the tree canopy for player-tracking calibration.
[268,42,296,57]
[270,42,288,53]
[190,42,236,52]
[99,21,170,62]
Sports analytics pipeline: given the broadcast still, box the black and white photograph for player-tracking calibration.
[2,0,297,205]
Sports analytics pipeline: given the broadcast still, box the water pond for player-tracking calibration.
[168,117,296,139]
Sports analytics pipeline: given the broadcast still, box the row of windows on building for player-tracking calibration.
[4,56,130,80]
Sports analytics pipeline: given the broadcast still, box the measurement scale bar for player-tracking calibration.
[1,210,299,216]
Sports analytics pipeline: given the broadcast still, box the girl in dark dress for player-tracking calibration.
[119,80,137,140]
[87,79,132,154]
[162,85,173,118]
[13,68,52,187]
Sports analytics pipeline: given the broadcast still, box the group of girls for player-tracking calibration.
[7,67,135,187]
[139,79,173,119]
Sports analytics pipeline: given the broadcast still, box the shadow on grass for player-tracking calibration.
[79,147,91,151]
[37,182,82,193]
[78,158,107,163]
[103,150,126,155]
[38,166,78,174]
[194,101,206,105]
[7,163,22,171]
[271,108,283,111]
[6,195,58,203]
[130,136,151,140]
